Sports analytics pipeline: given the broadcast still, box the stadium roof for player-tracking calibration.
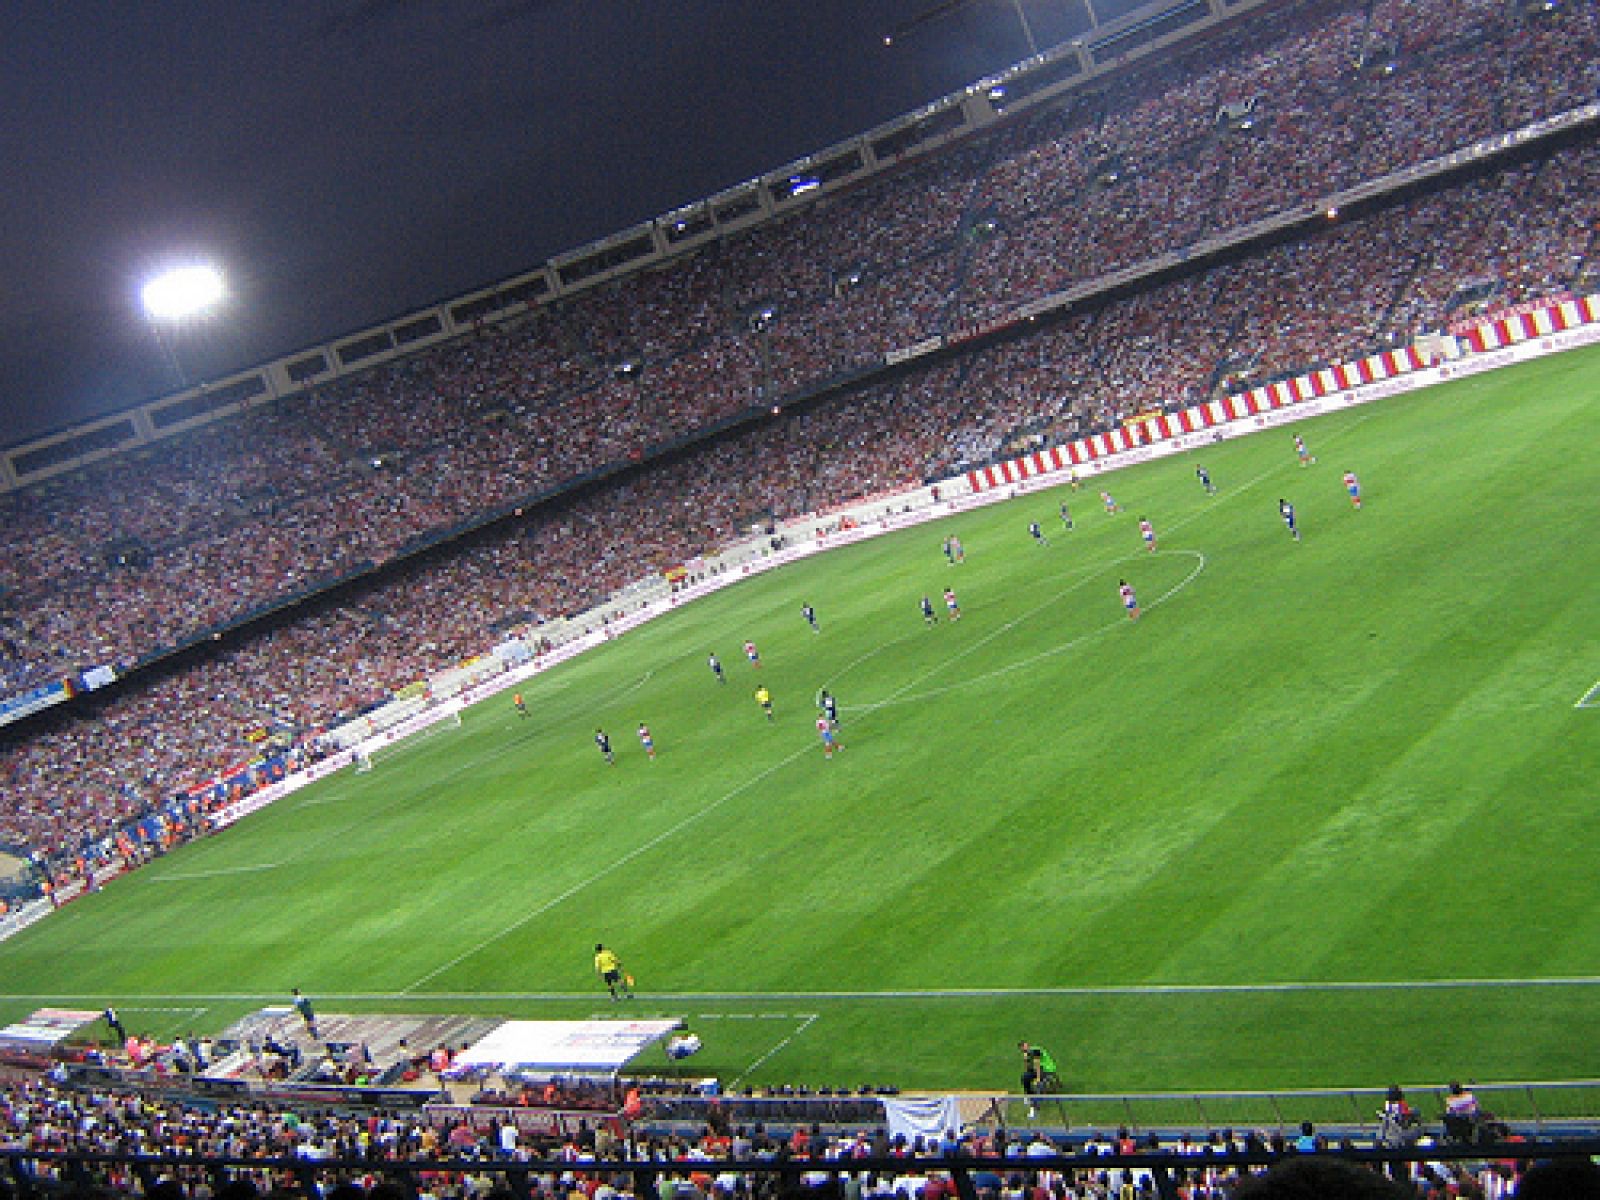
[0,0,1137,447]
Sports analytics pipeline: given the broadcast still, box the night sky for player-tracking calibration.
[0,0,1139,447]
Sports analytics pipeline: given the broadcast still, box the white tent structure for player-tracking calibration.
[450,1018,686,1081]
[0,1008,103,1065]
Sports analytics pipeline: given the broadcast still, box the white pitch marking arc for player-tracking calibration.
[8,977,1600,1003]
[845,405,1381,714]
[818,635,914,697]
[853,550,1207,714]
[815,413,1288,700]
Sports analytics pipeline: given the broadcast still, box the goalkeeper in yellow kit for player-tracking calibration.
[594,943,634,1000]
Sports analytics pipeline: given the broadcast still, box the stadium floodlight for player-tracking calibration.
[141,264,225,322]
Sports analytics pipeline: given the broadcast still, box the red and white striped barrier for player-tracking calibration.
[1460,296,1598,352]
[967,293,1598,495]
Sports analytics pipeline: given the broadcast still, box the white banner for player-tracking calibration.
[881,1095,963,1143]
[454,1018,685,1073]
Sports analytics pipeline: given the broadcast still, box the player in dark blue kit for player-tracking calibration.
[1278,499,1300,542]
[921,595,937,626]
[708,652,725,683]
[1059,502,1074,530]
[1029,521,1049,546]
[801,603,819,633]
[818,689,840,726]
[291,989,320,1039]
[1196,465,1216,495]
[595,728,615,764]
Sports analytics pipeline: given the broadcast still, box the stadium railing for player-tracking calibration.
[6,1144,1600,1200]
[640,1082,1600,1141]
[962,1081,1600,1139]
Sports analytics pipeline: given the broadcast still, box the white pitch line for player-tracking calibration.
[819,633,920,694]
[185,669,661,873]
[120,1005,212,1014]
[1574,679,1600,709]
[732,1013,820,1089]
[401,740,821,994]
[9,977,1600,1003]
[150,861,283,882]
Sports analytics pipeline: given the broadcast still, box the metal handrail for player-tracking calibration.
[7,1144,1600,1200]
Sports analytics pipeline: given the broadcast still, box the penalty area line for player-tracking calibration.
[1574,679,1600,709]
[399,741,820,995]
[731,1013,820,1090]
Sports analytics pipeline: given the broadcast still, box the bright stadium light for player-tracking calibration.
[141,264,225,322]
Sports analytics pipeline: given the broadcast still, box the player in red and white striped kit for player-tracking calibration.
[1343,471,1362,509]
[816,715,840,759]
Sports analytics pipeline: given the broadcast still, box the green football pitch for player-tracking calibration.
[2,346,1597,1095]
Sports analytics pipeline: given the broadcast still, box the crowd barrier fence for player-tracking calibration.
[6,1144,1600,1200]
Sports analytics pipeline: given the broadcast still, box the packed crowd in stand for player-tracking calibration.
[6,1072,1597,1199]
[1,0,1598,875]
